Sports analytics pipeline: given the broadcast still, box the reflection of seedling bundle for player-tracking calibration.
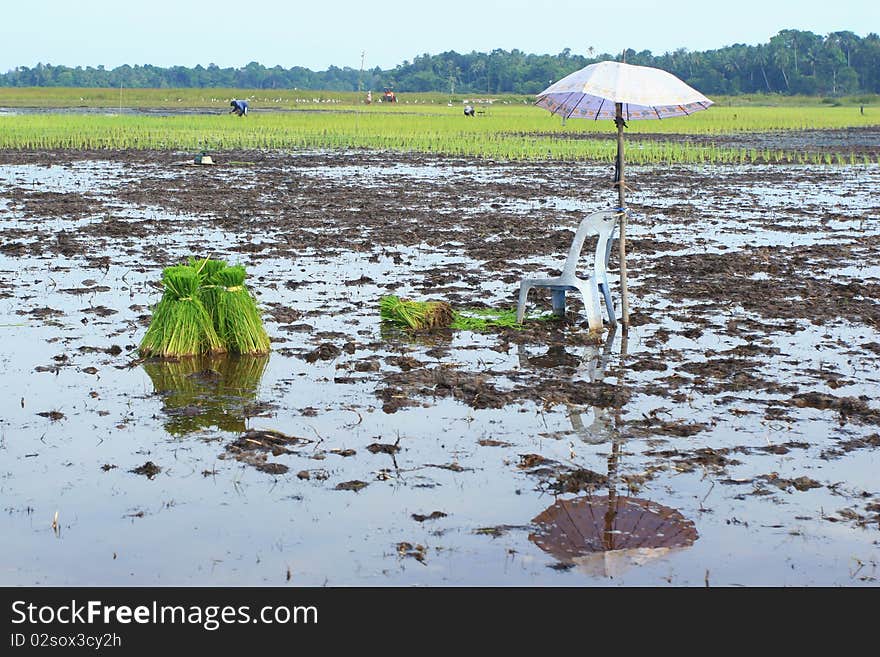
[140,259,271,357]
[143,354,270,436]
[139,266,226,358]
[215,265,271,355]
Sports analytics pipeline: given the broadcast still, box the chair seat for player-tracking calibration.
[516,210,622,331]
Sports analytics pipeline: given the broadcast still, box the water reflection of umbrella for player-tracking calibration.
[536,60,713,329]
[143,354,270,436]
[530,493,698,578]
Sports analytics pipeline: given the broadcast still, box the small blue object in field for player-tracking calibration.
[230,99,248,116]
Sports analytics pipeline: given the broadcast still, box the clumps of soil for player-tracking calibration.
[425,462,469,472]
[518,454,557,470]
[130,461,161,479]
[262,303,301,324]
[478,439,513,447]
[255,462,289,475]
[36,410,65,421]
[628,417,709,438]
[297,469,330,481]
[304,343,342,362]
[529,380,631,409]
[222,429,310,474]
[514,454,608,494]
[366,441,401,454]
[820,433,880,459]
[386,355,424,371]
[755,441,810,455]
[791,392,880,425]
[396,542,427,562]
[377,365,509,412]
[335,480,369,492]
[411,511,447,522]
[828,499,880,528]
[353,359,380,372]
[644,447,740,474]
[551,468,609,494]
[645,245,880,328]
[473,525,532,538]
[759,473,823,492]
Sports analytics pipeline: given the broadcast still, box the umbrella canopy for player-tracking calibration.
[535,60,712,120]
[535,61,712,330]
[529,494,698,577]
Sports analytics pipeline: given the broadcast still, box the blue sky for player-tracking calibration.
[1,0,876,73]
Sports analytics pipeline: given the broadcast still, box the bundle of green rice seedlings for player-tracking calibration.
[188,256,228,329]
[380,295,558,332]
[379,295,455,330]
[139,265,226,358]
[214,265,271,355]
[188,256,227,284]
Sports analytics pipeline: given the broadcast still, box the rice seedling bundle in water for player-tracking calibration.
[215,265,271,355]
[188,256,228,328]
[380,295,554,331]
[139,266,226,357]
[379,295,455,330]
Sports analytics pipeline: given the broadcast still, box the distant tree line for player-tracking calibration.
[2,29,878,97]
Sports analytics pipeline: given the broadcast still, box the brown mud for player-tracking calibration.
[1,145,879,585]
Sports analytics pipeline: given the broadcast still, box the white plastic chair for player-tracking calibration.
[516,209,623,331]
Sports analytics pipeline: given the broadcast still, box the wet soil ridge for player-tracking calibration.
[222,429,312,474]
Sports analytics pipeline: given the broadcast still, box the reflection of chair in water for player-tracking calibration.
[522,328,698,577]
[516,209,622,331]
[142,354,269,436]
[517,326,617,444]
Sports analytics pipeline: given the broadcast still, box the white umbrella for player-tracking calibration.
[536,60,713,329]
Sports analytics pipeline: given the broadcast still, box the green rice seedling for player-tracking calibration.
[451,306,558,331]
[380,296,557,332]
[188,256,227,282]
[139,265,226,358]
[1,102,876,165]
[188,256,228,328]
[379,295,455,330]
[214,265,271,355]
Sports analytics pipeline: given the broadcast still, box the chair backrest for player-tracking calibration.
[561,210,621,279]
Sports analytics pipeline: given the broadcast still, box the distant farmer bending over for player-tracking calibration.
[230,99,248,116]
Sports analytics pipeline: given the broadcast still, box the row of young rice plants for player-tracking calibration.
[0,107,876,164]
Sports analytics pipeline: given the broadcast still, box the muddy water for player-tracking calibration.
[1,149,879,585]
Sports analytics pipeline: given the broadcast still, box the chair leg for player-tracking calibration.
[598,281,616,327]
[516,282,532,324]
[575,281,603,332]
[551,289,566,318]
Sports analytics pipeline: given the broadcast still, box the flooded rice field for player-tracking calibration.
[1,148,878,586]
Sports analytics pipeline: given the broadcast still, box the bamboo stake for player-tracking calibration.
[615,102,630,330]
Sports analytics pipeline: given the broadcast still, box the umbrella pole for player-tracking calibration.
[615,102,630,331]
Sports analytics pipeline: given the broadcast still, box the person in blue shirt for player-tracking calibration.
[229,99,248,116]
